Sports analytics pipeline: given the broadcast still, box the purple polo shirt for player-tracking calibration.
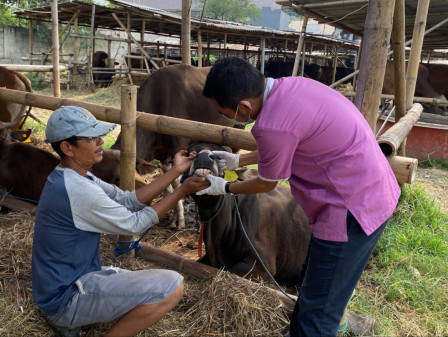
[252,77,400,242]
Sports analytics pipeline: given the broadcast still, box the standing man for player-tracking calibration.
[32,106,208,337]
[197,57,400,337]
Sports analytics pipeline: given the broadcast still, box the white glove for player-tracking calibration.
[212,151,240,171]
[196,175,227,195]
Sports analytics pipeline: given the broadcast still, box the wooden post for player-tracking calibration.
[331,45,338,84]
[28,20,33,65]
[127,10,131,56]
[140,20,145,69]
[0,88,417,185]
[117,85,138,255]
[207,33,210,66]
[260,37,266,74]
[73,16,79,74]
[51,0,60,98]
[197,30,203,67]
[292,13,309,76]
[88,5,96,87]
[354,0,395,132]
[181,0,191,65]
[391,0,407,156]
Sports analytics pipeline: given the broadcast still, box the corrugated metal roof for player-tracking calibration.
[277,0,448,50]
[13,0,359,54]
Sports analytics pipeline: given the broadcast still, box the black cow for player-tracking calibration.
[264,61,322,80]
[188,142,311,283]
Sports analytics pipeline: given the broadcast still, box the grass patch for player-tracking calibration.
[349,184,448,336]
[418,158,448,170]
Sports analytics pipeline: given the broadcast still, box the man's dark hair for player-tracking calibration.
[203,57,265,109]
[51,136,78,158]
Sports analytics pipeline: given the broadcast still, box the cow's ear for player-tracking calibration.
[136,157,159,175]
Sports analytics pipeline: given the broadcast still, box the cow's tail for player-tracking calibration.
[16,72,34,129]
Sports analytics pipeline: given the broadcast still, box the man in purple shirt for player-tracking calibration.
[198,57,401,337]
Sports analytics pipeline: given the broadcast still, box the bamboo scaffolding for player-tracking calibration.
[0,89,417,184]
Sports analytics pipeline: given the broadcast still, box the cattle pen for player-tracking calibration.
[1,0,448,336]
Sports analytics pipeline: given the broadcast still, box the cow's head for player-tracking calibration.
[187,142,229,179]
[0,122,31,144]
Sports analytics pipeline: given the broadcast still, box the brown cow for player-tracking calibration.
[188,142,311,283]
[113,64,240,229]
[0,122,153,204]
[0,66,33,129]
[382,60,447,114]
[92,51,117,86]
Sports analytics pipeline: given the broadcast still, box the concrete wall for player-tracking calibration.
[0,26,51,64]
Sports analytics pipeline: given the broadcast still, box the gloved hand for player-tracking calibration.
[212,151,240,171]
[195,175,227,195]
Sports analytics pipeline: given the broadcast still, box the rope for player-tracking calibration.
[0,189,39,205]
[114,224,152,257]
[231,194,297,303]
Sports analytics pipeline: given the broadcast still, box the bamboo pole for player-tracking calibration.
[341,91,448,106]
[392,0,407,157]
[388,155,418,184]
[117,85,138,256]
[197,30,202,67]
[136,243,297,311]
[28,20,33,65]
[181,0,191,65]
[73,17,79,74]
[404,0,430,156]
[331,45,338,84]
[292,13,308,76]
[0,89,416,184]
[51,0,60,98]
[353,0,395,131]
[260,37,266,74]
[377,103,423,158]
[140,20,145,69]
[0,65,67,72]
[406,0,430,110]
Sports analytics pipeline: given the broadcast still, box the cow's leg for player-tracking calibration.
[228,257,276,281]
[161,163,185,230]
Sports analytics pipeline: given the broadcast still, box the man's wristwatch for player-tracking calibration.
[225,181,233,193]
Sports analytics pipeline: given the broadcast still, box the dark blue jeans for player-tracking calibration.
[289,211,388,337]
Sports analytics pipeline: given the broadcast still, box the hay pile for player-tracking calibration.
[0,209,291,336]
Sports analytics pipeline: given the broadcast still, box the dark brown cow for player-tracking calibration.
[113,64,239,229]
[188,142,311,283]
[318,66,355,85]
[92,51,117,86]
[382,60,447,114]
[0,122,152,204]
[424,63,448,98]
[0,66,33,130]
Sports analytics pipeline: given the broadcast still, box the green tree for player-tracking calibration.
[195,0,260,22]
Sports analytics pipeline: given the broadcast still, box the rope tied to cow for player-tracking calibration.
[195,195,227,258]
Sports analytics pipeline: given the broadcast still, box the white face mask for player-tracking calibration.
[224,102,254,126]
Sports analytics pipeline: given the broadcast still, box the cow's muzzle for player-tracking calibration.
[189,150,225,178]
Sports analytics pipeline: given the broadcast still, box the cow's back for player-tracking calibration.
[134,64,234,163]
[0,67,31,124]
[424,63,448,97]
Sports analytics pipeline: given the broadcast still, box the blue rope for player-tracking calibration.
[114,225,152,257]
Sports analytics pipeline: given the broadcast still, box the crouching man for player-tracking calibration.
[32,106,208,336]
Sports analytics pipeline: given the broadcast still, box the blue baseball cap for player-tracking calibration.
[45,106,116,143]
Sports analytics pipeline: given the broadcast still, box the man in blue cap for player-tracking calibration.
[32,106,208,336]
